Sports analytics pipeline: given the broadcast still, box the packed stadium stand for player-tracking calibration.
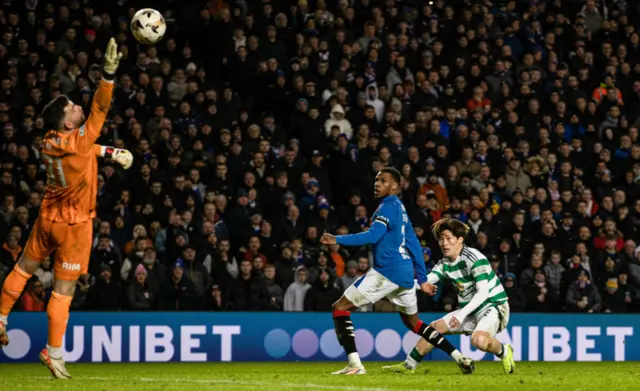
[1,0,640,314]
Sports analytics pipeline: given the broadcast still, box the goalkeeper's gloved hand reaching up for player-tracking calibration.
[112,148,134,169]
[103,37,123,76]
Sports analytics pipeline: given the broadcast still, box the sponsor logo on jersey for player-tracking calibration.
[61,262,81,271]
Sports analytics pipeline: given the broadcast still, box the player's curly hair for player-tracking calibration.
[431,218,470,240]
[380,167,401,184]
[41,95,69,131]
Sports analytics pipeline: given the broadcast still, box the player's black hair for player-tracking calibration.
[431,218,470,240]
[379,167,401,185]
[41,95,69,131]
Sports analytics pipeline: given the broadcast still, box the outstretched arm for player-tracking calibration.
[71,38,122,155]
[335,219,387,246]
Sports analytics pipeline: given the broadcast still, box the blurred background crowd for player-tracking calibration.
[1,0,640,314]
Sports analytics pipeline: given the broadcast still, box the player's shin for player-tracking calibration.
[46,292,73,358]
[0,264,32,322]
[413,320,464,361]
[332,310,361,367]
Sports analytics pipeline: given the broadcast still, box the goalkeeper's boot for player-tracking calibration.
[501,344,515,374]
[40,348,72,379]
[331,365,367,375]
[381,362,416,374]
[457,356,475,375]
[0,321,8,348]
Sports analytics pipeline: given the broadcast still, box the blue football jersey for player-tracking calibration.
[336,195,427,288]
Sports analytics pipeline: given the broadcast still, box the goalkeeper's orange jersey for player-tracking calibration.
[39,79,114,224]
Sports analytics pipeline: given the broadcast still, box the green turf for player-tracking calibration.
[1,362,639,391]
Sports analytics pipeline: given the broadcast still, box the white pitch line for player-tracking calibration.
[63,376,439,391]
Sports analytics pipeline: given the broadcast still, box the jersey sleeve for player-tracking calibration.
[94,144,102,156]
[335,202,394,246]
[427,260,444,284]
[372,202,394,230]
[68,79,114,155]
[470,258,491,282]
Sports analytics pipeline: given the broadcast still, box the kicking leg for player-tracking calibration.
[331,295,365,375]
[0,257,41,348]
[384,315,473,373]
[40,278,75,379]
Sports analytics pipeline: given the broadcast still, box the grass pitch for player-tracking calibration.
[1,362,639,391]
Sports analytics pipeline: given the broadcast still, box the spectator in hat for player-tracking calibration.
[299,178,321,217]
[127,264,157,311]
[87,264,124,311]
[310,196,338,234]
[164,258,201,311]
[365,84,385,122]
[324,104,353,139]
[566,270,603,313]
[283,265,311,312]
[603,278,627,313]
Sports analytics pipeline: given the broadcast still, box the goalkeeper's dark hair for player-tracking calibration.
[431,218,470,240]
[41,95,69,131]
[380,167,401,185]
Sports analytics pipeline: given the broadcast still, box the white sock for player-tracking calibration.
[47,345,63,359]
[405,355,418,370]
[348,352,362,367]
[0,315,7,325]
[451,349,464,362]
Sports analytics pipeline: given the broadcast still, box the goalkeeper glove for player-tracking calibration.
[102,146,134,169]
[103,37,123,76]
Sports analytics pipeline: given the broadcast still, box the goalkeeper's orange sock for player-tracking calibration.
[46,292,73,359]
[0,265,32,321]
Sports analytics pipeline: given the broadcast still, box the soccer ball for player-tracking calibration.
[130,8,166,45]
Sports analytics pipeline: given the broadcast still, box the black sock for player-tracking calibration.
[415,321,456,356]
[333,315,357,355]
[496,343,505,358]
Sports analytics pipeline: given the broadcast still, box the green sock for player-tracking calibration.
[410,347,425,362]
[406,347,425,368]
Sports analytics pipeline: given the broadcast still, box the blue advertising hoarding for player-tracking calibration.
[0,312,637,363]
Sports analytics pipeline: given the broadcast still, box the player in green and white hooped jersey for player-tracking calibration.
[382,218,516,375]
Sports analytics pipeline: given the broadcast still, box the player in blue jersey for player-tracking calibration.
[320,167,472,375]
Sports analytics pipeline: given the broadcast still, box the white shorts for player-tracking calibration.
[343,269,418,315]
[441,302,510,337]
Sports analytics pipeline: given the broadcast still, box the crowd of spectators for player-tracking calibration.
[1,0,640,314]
